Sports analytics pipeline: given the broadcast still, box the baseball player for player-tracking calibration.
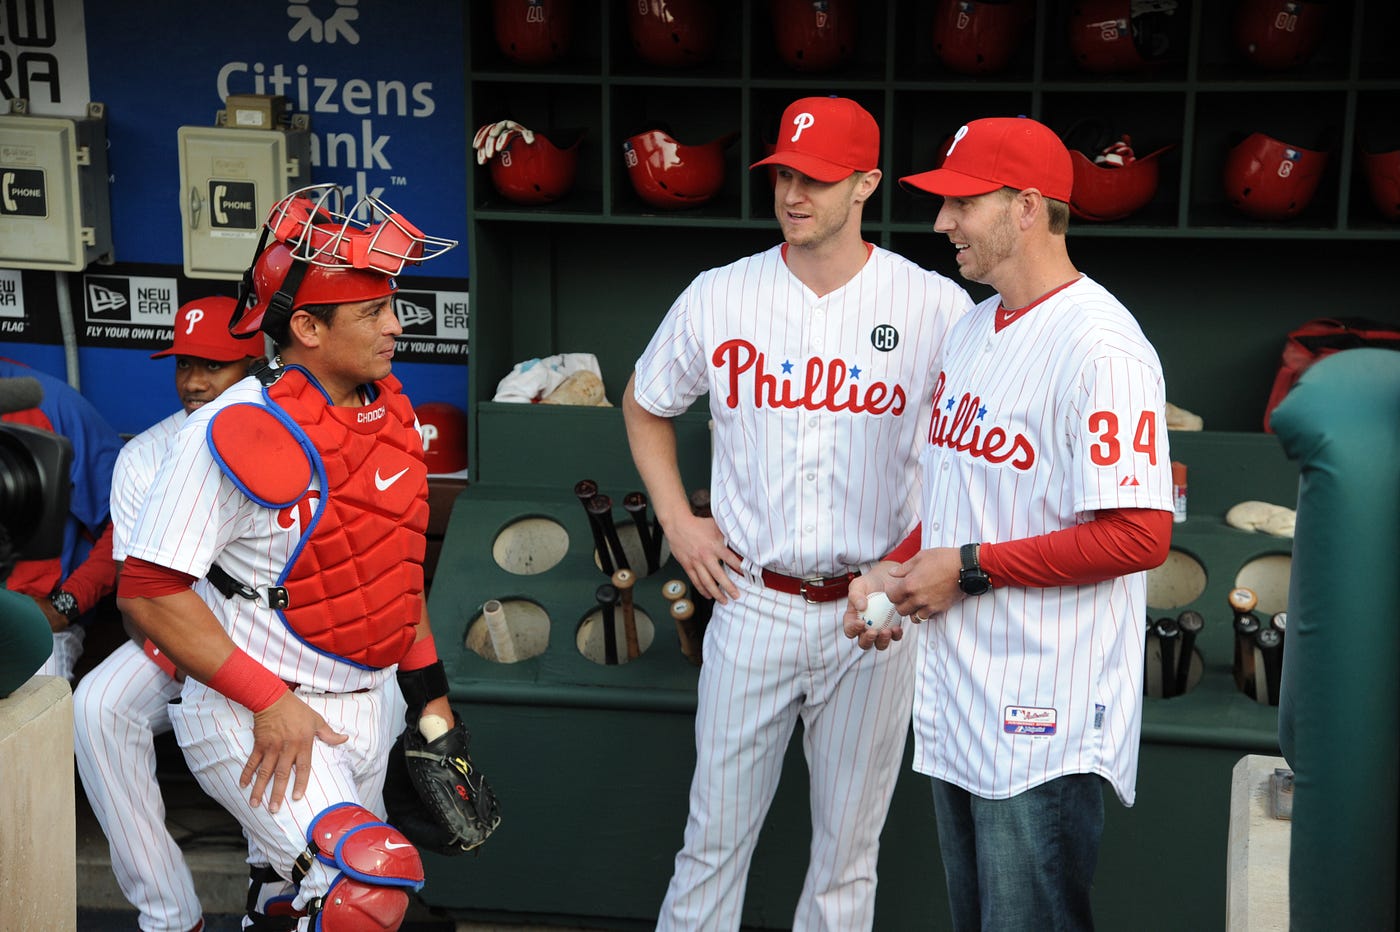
[1,357,123,682]
[623,97,973,931]
[116,184,459,930]
[845,117,1174,931]
[73,296,266,932]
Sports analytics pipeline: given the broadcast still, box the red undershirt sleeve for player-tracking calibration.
[117,557,198,599]
[978,508,1173,589]
[882,525,922,564]
[58,522,117,613]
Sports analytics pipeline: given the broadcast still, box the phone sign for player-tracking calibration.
[1,168,48,218]
[207,180,258,233]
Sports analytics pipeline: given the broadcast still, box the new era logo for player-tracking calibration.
[394,296,434,329]
[87,283,128,316]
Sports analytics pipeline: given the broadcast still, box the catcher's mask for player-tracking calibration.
[231,184,457,339]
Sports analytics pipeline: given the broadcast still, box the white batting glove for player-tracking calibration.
[473,120,536,164]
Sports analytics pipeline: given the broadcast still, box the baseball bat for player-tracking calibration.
[688,487,712,518]
[1255,626,1284,706]
[1153,616,1180,699]
[574,479,613,574]
[662,578,688,603]
[595,583,619,665]
[481,598,518,663]
[588,493,630,573]
[1230,587,1261,697]
[1174,609,1204,697]
[1270,611,1287,635]
[623,491,658,574]
[670,597,701,666]
[613,568,640,660]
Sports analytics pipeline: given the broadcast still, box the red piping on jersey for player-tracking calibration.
[994,276,1081,333]
[978,507,1173,588]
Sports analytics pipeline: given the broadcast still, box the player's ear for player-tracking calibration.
[287,310,321,349]
[1015,188,1045,230]
[853,168,882,203]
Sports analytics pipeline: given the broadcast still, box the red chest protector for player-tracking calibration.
[207,365,429,669]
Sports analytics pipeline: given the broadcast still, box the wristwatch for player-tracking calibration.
[48,588,80,623]
[957,544,992,596]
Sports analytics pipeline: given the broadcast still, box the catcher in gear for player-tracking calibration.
[116,184,496,929]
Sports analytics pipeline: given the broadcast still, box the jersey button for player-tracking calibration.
[806,472,816,481]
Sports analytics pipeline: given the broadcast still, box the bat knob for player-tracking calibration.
[587,494,613,515]
[1176,610,1204,633]
[662,579,688,601]
[1228,586,1258,614]
[574,478,599,500]
[613,568,636,590]
[595,583,619,606]
[623,491,647,512]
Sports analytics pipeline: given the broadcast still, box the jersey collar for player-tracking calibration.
[995,276,1081,333]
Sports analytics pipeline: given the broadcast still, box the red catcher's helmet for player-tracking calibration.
[1223,132,1329,221]
[493,0,572,66]
[1069,0,1183,74]
[622,129,737,209]
[770,0,857,73]
[932,0,1032,76]
[232,184,457,337]
[488,130,583,205]
[415,402,469,473]
[627,0,718,68]
[1233,0,1326,71]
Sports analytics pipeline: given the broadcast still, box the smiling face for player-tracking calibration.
[773,167,868,251]
[174,355,255,414]
[934,188,1019,288]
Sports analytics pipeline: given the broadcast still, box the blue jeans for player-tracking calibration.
[931,774,1104,932]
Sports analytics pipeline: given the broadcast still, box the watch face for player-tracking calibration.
[959,571,992,596]
[51,590,79,619]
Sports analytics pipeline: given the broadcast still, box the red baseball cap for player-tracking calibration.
[750,96,879,183]
[900,116,1073,203]
[151,296,263,362]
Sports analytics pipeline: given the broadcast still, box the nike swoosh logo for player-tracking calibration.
[374,466,410,491]
[383,840,413,850]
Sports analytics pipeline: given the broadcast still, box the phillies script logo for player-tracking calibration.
[277,490,321,531]
[926,372,1036,469]
[713,339,906,414]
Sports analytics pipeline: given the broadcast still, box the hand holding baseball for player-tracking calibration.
[858,592,900,631]
[473,120,535,164]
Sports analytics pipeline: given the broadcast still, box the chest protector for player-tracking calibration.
[207,365,429,668]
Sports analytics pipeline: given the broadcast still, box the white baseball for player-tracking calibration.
[859,592,900,630]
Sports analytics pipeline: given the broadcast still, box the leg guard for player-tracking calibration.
[295,803,424,932]
[244,863,302,931]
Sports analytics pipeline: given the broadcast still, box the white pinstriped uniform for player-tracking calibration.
[633,244,971,930]
[912,276,1172,807]
[122,377,406,916]
[74,409,210,932]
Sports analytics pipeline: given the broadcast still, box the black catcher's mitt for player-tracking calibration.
[383,718,501,856]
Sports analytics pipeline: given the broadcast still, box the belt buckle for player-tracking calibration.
[799,575,832,604]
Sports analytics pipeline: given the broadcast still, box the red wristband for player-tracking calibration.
[207,648,288,713]
[399,633,439,672]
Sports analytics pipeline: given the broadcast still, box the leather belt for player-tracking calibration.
[759,568,860,603]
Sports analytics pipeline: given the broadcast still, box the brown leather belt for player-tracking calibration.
[759,568,860,603]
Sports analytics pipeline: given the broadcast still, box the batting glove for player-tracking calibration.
[473,120,535,165]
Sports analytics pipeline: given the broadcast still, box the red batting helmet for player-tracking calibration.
[1222,132,1329,221]
[492,0,572,66]
[232,185,457,338]
[932,0,1032,76]
[627,0,718,68]
[1233,0,1327,71]
[1360,148,1400,222]
[1062,121,1174,222]
[770,0,857,73]
[415,402,469,473]
[1068,0,1184,74]
[622,128,737,209]
[487,130,583,205]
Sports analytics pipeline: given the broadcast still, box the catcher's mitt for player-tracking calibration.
[383,718,501,856]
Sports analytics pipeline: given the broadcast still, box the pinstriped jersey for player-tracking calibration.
[911,275,1172,806]
[632,243,973,576]
[110,410,187,562]
[124,376,394,694]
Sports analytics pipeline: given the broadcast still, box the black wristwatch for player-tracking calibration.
[49,588,80,622]
[957,544,992,596]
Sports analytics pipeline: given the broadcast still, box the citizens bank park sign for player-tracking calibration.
[0,266,468,363]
